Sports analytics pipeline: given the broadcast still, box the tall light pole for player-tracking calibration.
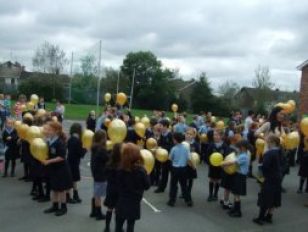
[129,67,136,110]
[116,70,120,94]
[96,40,102,114]
[69,52,73,104]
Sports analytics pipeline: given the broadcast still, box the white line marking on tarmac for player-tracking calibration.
[142,198,161,213]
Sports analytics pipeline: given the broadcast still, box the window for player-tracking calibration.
[11,78,15,85]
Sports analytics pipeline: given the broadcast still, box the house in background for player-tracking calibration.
[297,60,308,117]
[235,87,299,116]
[0,61,25,92]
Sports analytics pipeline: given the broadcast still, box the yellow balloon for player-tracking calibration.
[140,149,155,174]
[300,118,308,137]
[287,100,296,107]
[191,152,200,167]
[285,132,300,150]
[209,152,223,167]
[141,116,150,128]
[135,116,140,122]
[30,94,39,105]
[23,112,34,121]
[36,109,46,117]
[26,101,35,110]
[211,116,217,123]
[106,140,114,151]
[256,138,265,156]
[155,148,168,163]
[199,133,208,143]
[26,126,43,143]
[21,104,27,112]
[14,120,22,130]
[108,119,127,143]
[104,93,111,102]
[146,138,157,150]
[82,129,95,149]
[223,152,238,175]
[104,118,111,128]
[30,138,48,162]
[171,104,178,113]
[216,120,225,129]
[116,92,127,106]
[135,122,146,138]
[18,124,29,140]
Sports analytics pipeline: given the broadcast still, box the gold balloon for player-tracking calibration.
[182,141,190,151]
[14,120,22,130]
[135,122,146,138]
[216,120,225,129]
[287,100,296,107]
[171,104,178,113]
[21,104,27,112]
[106,140,114,151]
[30,94,39,105]
[285,132,300,150]
[223,152,238,175]
[135,116,140,122]
[30,138,48,162]
[116,92,127,106]
[104,118,111,128]
[26,126,43,143]
[146,138,157,150]
[209,152,223,167]
[256,138,265,157]
[199,133,208,143]
[18,124,29,140]
[191,152,200,167]
[141,116,150,128]
[82,129,95,149]
[23,112,34,121]
[26,101,35,110]
[36,109,46,117]
[155,148,168,163]
[300,118,308,137]
[104,93,111,102]
[211,116,217,123]
[140,149,155,174]
[108,119,127,143]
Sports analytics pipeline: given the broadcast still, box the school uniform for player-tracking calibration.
[37,102,46,109]
[220,145,236,191]
[186,140,199,180]
[232,152,249,196]
[156,130,173,192]
[46,137,73,191]
[174,123,188,134]
[297,136,308,193]
[115,167,150,232]
[2,127,19,176]
[168,143,192,206]
[20,140,32,179]
[104,166,119,209]
[86,117,96,132]
[67,135,86,182]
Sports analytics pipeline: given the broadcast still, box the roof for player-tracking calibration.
[0,61,23,78]
[297,60,308,70]
[237,87,299,101]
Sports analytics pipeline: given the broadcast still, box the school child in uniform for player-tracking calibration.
[42,121,73,216]
[90,129,109,220]
[222,140,250,217]
[155,119,174,193]
[145,118,158,139]
[185,127,199,197]
[115,143,150,232]
[247,122,258,178]
[220,134,242,210]
[37,97,46,109]
[67,123,87,203]
[86,111,96,132]
[104,143,122,232]
[206,129,230,202]
[253,135,282,225]
[167,132,193,207]
[297,133,308,193]
[2,118,19,177]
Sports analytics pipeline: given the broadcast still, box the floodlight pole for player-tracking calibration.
[96,40,102,114]
[129,67,136,110]
[116,70,120,94]
[69,52,73,104]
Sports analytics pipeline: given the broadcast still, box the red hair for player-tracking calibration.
[120,143,143,171]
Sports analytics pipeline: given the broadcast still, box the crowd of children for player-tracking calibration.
[1,94,308,232]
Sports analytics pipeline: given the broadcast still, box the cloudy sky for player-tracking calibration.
[0,0,307,90]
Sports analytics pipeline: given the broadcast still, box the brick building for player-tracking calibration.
[297,60,308,117]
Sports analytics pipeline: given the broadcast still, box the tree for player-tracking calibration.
[190,73,217,113]
[218,80,240,112]
[32,41,68,74]
[80,55,97,76]
[252,65,274,113]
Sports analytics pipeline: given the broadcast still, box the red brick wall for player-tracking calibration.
[300,66,308,116]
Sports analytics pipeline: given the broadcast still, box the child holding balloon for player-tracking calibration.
[42,121,73,216]
[2,118,19,177]
[221,140,250,218]
[90,129,109,220]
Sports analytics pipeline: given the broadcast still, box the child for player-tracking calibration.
[253,135,282,225]
[90,129,109,220]
[222,140,250,218]
[2,118,19,177]
[206,129,230,202]
[115,143,150,232]
[104,143,122,232]
[297,132,308,193]
[67,123,87,203]
[37,97,46,109]
[155,119,174,193]
[14,94,26,120]
[42,121,73,216]
[167,132,193,207]
[185,127,199,197]
[86,111,96,132]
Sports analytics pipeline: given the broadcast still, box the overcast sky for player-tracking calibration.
[0,0,307,90]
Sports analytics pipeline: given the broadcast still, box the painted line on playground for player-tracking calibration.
[142,198,162,213]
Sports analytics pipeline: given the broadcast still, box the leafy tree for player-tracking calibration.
[32,41,68,74]
[218,80,240,112]
[80,55,97,76]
